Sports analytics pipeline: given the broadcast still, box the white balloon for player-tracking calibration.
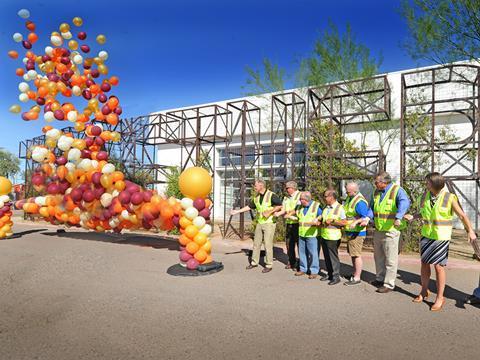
[22,74,30,81]
[18,82,29,92]
[31,147,49,163]
[18,9,30,19]
[45,46,53,56]
[34,197,46,206]
[98,51,108,60]
[0,195,9,203]
[72,85,82,96]
[67,148,81,162]
[67,110,78,122]
[185,206,199,220]
[46,128,62,140]
[57,135,74,151]
[44,111,55,122]
[121,210,130,220]
[100,193,113,207]
[199,224,212,235]
[13,33,23,42]
[192,216,206,229]
[65,163,76,172]
[51,35,62,46]
[27,70,37,79]
[61,31,72,39]
[18,93,29,102]
[181,197,193,209]
[72,54,83,64]
[77,158,93,171]
[0,201,4,209]
[91,160,99,169]
[101,163,115,174]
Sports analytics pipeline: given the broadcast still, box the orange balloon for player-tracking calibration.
[193,232,207,246]
[186,241,199,255]
[160,206,174,219]
[8,50,18,59]
[185,225,199,239]
[178,234,191,246]
[194,249,208,263]
[109,76,119,86]
[179,216,192,229]
[27,33,38,44]
[107,96,119,110]
[201,241,212,253]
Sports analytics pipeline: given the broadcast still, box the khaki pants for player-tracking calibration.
[251,223,276,268]
[373,229,401,289]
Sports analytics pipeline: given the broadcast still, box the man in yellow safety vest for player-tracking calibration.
[230,179,283,273]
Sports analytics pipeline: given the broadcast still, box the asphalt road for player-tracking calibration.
[1,222,479,360]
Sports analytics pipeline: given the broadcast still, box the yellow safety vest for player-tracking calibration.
[374,184,407,232]
[297,201,320,237]
[321,203,344,240]
[283,191,301,224]
[344,193,368,233]
[420,189,456,241]
[253,190,275,224]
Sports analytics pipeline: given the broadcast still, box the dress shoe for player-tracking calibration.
[430,298,446,312]
[464,294,480,305]
[412,289,431,303]
[308,274,318,279]
[376,286,393,293]
[262,267,272,273]
[245,264,258,270]
[328,278,341,285]
[370,280,383,287]
[295,271,305,276]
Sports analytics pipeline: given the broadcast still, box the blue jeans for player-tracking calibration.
[474,275,480,298]
[299,236,319,274]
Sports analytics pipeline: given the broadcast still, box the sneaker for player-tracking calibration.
[464,294,480,305]
[344,278,361,286]
[320,275,331,282]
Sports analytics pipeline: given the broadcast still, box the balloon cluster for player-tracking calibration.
[0,177,14,239]
[8,10,215,270]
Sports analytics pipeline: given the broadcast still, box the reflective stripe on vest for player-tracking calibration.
[284,191,301,224]
[297,201,320,237]
[374,184,407,231]
[345,193,368,233]
[254,190,274,224]
[420,190,455,240]
[321,203,343,240]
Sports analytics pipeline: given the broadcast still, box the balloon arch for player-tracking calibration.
[3,9,221,273]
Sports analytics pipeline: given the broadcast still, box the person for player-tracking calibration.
[371,171,411,293]
[343,182,373,286]
[294,191,322,279]
[405,172,477,311]
[464,278,480,305]
[230,179,283,273]
[319,189,348,285]
[274,181,302,270]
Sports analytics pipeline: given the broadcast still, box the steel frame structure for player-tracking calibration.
[400,64,480,229]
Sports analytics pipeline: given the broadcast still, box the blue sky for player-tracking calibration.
[0,0,427,160]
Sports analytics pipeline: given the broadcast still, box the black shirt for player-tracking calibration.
[248,192,283,209]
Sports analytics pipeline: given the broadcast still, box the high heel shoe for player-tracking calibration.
[430,298,446,312]
[412,289,431,303]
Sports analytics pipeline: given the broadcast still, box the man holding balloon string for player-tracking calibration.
[231,179,283,273]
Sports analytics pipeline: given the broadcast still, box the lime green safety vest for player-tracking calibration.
[420,189,456,241]
[297,201,320,237]
[344,193,368,233]
[374,184,407,232]
[253,190,275,224]
[283,191,301,224]
[320,203,344,240]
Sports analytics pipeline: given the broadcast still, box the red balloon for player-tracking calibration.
[199,208,211,219]
[130,192,144,205]
[91,172,102,185]
[70,188,83,202]
[179,250,193,262]
[193,198,206,211]
[118,191,131,204]
[32,174,45,186]
[91,126,102,136]
[82,190,95,202]
[186,258,199,270]
[96,151,108,161]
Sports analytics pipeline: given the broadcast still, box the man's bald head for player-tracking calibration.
[346,182,359,196]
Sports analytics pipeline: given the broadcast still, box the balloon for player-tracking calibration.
[12,33,23,42]
[194,249,208,263]
[180,197,193,210]
[184,206,198,220]
[178,167,212,199]
[0,177,12,195]
[72,17,83,26]
[193,198,206,211]
[185,225,199,239]
[96,34,106,44]
[9,105,21,113]
[199,224,212,235]
[193,232,207,246]
[192,216,206,229]
[186,241,199,255]
[18,9,30,19]
[179,250,193,262]
[186,258,199,270]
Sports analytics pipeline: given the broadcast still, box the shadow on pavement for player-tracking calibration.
[4,228,48,239]
[41,230,180,251]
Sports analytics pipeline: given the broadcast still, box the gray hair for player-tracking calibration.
[375,171,392,184]
[254,178,266,187]
[285,181,297,190]
[324,189,337,199]
[300,191,312,202]
[346,182,359,192]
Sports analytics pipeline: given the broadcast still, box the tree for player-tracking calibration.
[242,58,286,96]
[165,166,182,199]
[0,149,20,180]
[401,0,480,64]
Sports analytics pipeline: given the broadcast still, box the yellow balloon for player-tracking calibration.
[96,34,106,44]
[72,17,83,27]
[178,167,212,199]
[0,177,12,195]
[74,121,86,132]
[98,64,108,75]
[59,23,70,32]
[72,139,86,150]
[9,104,21,113]
[68,40,78,50]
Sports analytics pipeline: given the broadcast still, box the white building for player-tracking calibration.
[149,62,480,228]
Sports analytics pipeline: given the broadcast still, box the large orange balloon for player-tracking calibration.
[0,177,12,195]
[178,167,212,199]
